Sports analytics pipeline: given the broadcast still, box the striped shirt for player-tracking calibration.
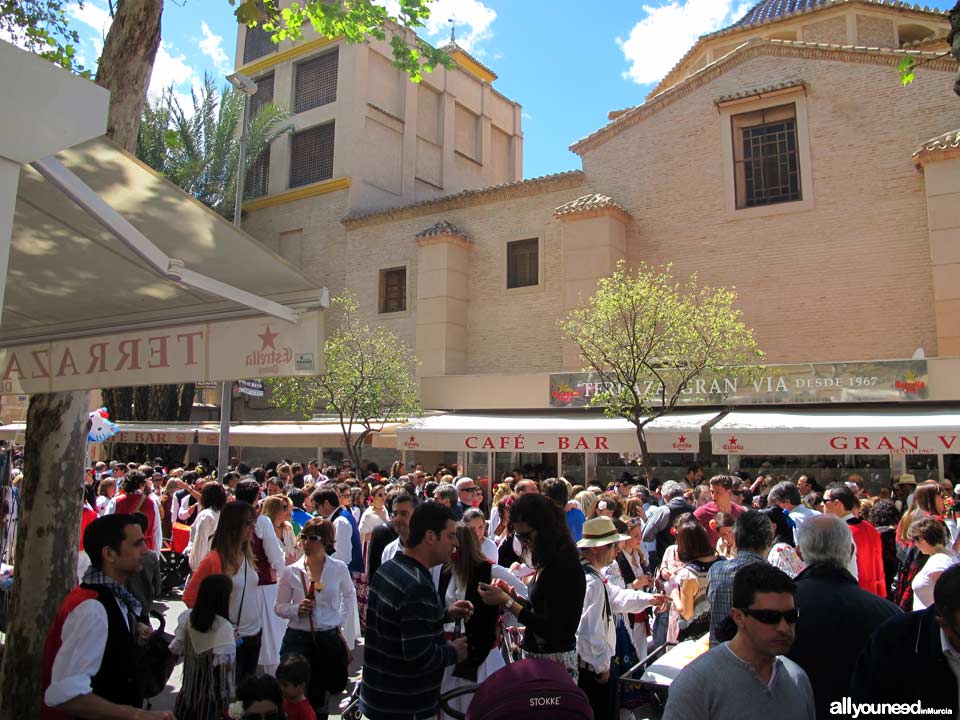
[360,553,457,719]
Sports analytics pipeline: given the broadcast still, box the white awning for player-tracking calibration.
[396,412,719,453]
[710,410,960,455]
[0,421,399,448]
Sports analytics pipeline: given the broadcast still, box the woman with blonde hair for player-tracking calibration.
[184,501,262,683]
[253,493,295,675]
[575,490,599,520]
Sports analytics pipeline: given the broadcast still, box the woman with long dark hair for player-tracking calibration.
[173,573,236,720]
[184,501,262,683]
[478,493,585,680]
[763,506,805,579]
[275,517,357,720]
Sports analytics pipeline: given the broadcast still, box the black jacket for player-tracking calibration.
[366,523,398,579]
[850,606,958,715]
[788,563,902,719]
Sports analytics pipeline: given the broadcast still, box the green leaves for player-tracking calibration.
[898,55,917,86]
[266,294,421,466]
[1,0,90,75]
[235,0,454,83]
[559,261,763,458]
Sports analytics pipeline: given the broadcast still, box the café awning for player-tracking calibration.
[396,412,720,453]
[0,420,399,448]
[710,409,960,455]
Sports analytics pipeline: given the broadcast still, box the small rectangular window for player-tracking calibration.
[507,238,538,289]
[732,103,801,209]
[289,123,335,189]
[379,267,406,313]
[294,49,338,113]
[243,25,277,64]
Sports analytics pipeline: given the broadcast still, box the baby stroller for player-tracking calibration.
[439,658,593,720]
[159,522,191,596]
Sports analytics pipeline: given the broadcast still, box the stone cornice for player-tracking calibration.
[341,170,584,229]
[570,39,955,156]
[913,128,960,166]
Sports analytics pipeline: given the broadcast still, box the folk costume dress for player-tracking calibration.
[171,611,236,720]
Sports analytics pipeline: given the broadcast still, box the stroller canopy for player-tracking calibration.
[465,659,593,720]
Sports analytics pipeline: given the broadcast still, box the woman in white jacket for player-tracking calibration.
[252,494,294,675]
[186,483,227,572]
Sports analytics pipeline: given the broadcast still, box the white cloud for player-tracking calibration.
[66,1,113,39]
[422,0,496,53]
[148,41,199,97]
[199,21,230,70]
[618,0,753,86]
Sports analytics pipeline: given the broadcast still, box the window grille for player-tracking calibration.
[379,268,406,313]
[732,104,802,209]
[507,238,538,289]
[245,147,270,199]
[294,49,338,113]
[248,74,274,119]
[243,25,277,64]
[289,123,335,188]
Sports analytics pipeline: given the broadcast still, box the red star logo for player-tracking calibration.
[729,436,738,445]
[409,435,416,443]
[258,325,279,350]
[678,435,687,444]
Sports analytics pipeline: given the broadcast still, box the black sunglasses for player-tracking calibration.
[739,607,799,625]
[302,534,324,543]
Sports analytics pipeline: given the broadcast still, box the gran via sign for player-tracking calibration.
[0,310,324,394]
[549,359,928,408]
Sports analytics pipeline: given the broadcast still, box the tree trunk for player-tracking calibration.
[0,391,89,718]
[636,425,652,489]
[95,0,164,152]
[0,2,165,713]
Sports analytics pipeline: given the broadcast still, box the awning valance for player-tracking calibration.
[0,421,398,449]
[396,412,720,453]
[710,410,960,455]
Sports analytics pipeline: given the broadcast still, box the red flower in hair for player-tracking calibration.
[669,527,677,537]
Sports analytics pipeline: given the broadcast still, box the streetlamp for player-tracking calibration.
[218,71,258,480]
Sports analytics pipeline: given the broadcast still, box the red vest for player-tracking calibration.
[850,518,886,597]
[79,504,98,551]
[41,586,98,720]
[113,493,157,551]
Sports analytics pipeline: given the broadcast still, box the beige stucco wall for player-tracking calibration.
[579,50,956,364]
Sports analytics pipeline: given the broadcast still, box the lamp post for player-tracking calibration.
[218,71,258,480]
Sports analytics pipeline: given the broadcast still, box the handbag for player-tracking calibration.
[136,611,176,699]
[299,567,349,693]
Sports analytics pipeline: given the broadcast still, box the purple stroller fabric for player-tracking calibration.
[465,658,594,720]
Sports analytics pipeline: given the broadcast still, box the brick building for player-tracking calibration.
[230,0,960,486]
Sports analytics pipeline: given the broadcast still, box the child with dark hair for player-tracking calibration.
[276,655,316,720]
[172,573,236,720]
[236,673,286,719]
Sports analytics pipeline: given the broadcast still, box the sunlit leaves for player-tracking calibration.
[898,55,917,86]
[0,0,90,75]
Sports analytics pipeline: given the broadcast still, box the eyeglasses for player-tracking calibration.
[739,607,799,625]
[302,534,324,543]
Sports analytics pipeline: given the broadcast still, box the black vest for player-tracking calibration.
[83,584,141,712]
[655,501,696,555]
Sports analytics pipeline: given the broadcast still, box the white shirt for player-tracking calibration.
[255,514,287,578]
[329,512,354,567]
[840,514,860,580]
[442,564,528,633]
[358,506,389,539]
[913,551,958,610]
[382,538,442,588]
[787,504,820,543]
[186,508,219,572]
[178,494,198,522]
[230,559,262,637]
[940,628,960,711]
[576,562,655,674]
[95,496,110,516]
[275,556,358,648]
[45,596,130,708]
[481,537,499,564]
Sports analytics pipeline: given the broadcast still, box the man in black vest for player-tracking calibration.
[641,480,695,570]
[43,513,174,719]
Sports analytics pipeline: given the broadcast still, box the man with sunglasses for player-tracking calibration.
[664,563,814,720]
[454,477,482,520]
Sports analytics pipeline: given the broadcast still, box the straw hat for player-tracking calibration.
[576,516,631,548]
[895,473,917,487]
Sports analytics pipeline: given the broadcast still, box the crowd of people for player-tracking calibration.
[35,456,960,719]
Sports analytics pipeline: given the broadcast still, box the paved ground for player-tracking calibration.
[147,595,364,719]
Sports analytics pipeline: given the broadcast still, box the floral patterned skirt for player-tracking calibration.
[353,571,369,627]
[523,648,579,683]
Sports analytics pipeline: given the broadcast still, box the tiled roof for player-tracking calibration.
[415,220,466,238]
[554,193,629,218]
[440,41,498,81]
[648,0,948,100]
[913,128,960,165]
[341,170,585,227]
[715,79,806,104]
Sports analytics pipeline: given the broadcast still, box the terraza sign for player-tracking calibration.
[549,360,928,408]
[0,310,324,395]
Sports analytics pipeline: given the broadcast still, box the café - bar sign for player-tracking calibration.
[549,360,929,408]
[0,310,324,395]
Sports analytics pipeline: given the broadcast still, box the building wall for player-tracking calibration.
[580,51,956,364]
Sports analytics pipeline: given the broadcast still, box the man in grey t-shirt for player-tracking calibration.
[664,563,815,720]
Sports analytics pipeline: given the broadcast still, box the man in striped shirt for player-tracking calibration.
[361,502,472,720]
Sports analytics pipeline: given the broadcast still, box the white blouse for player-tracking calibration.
[914,551,958,610]
[231,559,262,638]
[186,508,219,572]
[358,506,389,538]
[442,563,528,633]
[275,555,359,648]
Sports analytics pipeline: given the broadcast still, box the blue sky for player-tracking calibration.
[63,0,956,179]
